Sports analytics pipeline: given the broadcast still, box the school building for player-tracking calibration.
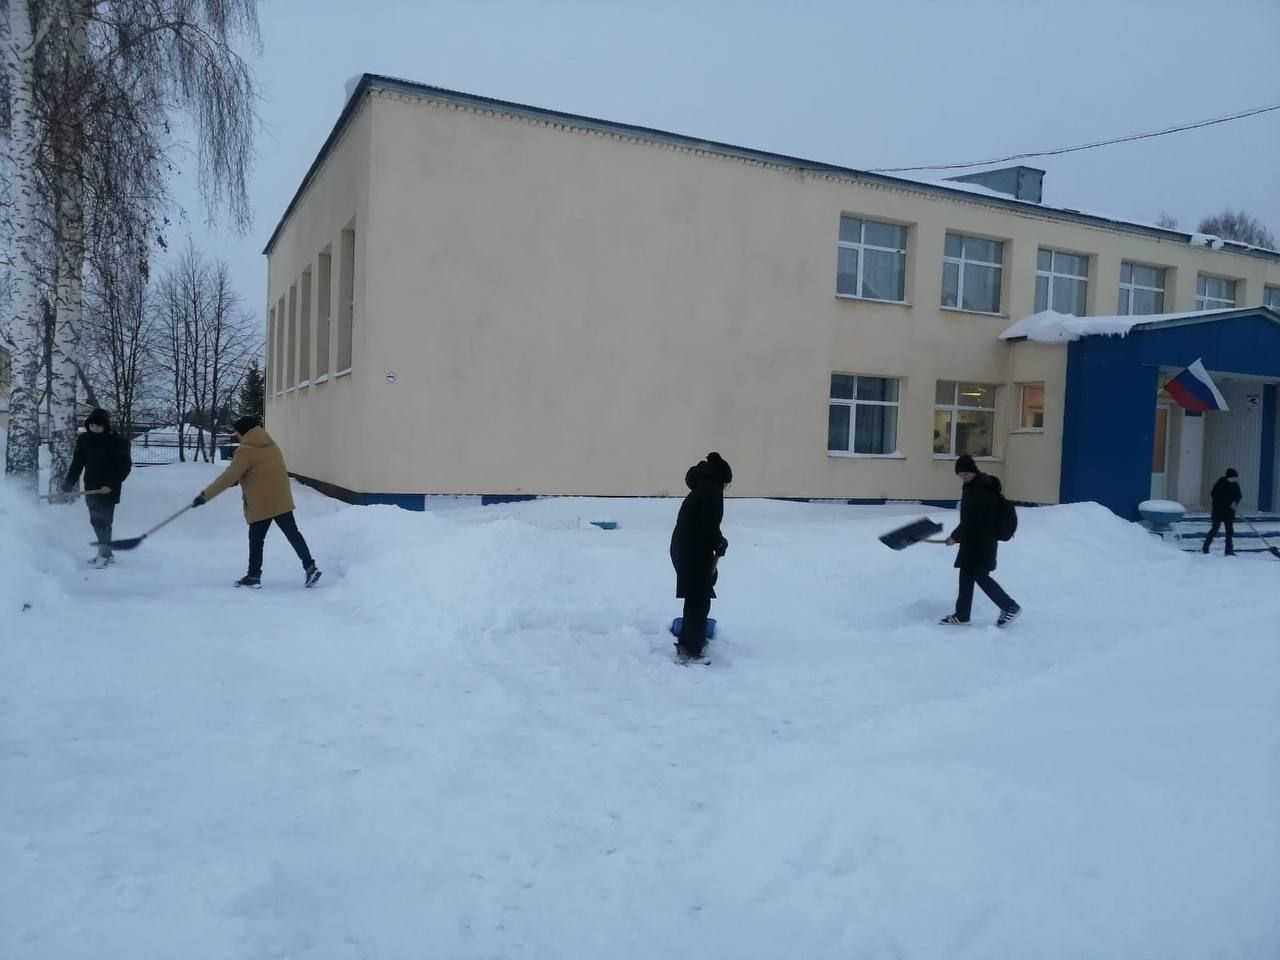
[261,74,1280,516]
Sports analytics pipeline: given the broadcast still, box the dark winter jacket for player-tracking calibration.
[1209,476,1242,520]
[62,411,132,505]
[670,455,731,599]
[950,472,1003,573]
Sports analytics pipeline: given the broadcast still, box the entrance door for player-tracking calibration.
[1151,404,1172,499]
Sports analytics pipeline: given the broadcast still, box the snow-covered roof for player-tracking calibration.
[999,308,1245,344]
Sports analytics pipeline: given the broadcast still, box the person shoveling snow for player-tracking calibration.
[192,416,321,589]
[61,408,133,569]
[939,454,1021,627]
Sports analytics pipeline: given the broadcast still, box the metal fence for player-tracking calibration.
[125,424,236,466]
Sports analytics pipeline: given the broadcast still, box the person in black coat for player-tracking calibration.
[62,408,133,564]
[670,452,732,658]
[1202,468,1242,556]
[941,454,1020,627]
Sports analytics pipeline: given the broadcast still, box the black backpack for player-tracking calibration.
[996,495,1018,542]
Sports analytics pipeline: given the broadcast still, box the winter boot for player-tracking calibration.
[234,575,262,589]
[304,564,322,588]
[674,642,709,664]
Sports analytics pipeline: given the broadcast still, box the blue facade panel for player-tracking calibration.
[1261,384,1277,513]
[1060,314,1280,519]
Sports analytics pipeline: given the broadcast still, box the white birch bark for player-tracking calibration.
[1,0,47,488]
[47,1,91,498]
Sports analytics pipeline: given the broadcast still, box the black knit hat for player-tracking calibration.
[705,451,733,485]
[233,415,260,436]
[954,454,978,475]
[1226,468,1239,479]
[85,408,110,430]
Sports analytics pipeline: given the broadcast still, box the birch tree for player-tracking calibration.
[0,0,54,487]
[2,0,260,490]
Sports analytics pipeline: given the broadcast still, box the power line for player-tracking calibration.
[870,102,1280,174]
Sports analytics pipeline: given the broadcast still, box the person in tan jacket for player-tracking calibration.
[193,416,321,589]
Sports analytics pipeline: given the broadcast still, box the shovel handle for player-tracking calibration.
[140,503,195,539]
[39,486,110,500]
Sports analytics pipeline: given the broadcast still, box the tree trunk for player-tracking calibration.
[2,0,46,490]
[47,1,91,500]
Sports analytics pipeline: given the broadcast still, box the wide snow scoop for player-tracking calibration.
[1241,517,1280,559]
[39,486,110,500]
[95,503,194,551]
[878,517,944,551]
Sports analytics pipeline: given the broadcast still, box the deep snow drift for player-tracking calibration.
[2,460,1278,959]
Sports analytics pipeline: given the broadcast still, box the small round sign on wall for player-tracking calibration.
[385,371,398,384]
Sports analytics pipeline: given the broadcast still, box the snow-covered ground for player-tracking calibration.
[2,459,1278,958]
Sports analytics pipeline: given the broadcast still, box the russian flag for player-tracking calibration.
[1163,359,1229,413]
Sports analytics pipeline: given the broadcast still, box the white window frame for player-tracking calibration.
[1265,285,1280,311]
[1118,262,1166,316]
[1015,382,1045,433]
[1035,248,1089,316]
[933,381,998,459]
[1196,274,1237,310]
[942,233,1004,315]
[828,374,904,458]
[836,216,908,304]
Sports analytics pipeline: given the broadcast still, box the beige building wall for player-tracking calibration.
[263,86,1280,505]
[263,101,376,494]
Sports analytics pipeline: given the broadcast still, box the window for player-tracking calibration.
[1118,262,1166,315]
[1018,383,1045,431]
[286,283,298,389]
[836,216,908,302]
[299,267,312,386]
[266,307,275,395]
[275,296,286,394]
[942,234,1004,314]
[828,374,900,455]
[316,248,332,379]
[1196,275,1236,310]
[1265,286,1280,311]
[934,381,997,458]
[1035,248,1089,316]
[337,224,355,374]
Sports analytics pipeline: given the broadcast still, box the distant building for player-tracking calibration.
[261,74,1280,516]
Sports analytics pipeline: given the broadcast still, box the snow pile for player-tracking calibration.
[2,464,1279,958]
[1000,307,1242,344]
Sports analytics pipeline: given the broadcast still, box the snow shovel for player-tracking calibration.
[1241,517,1280,559]
[95,503,194,551]
[40,486,110,500]
[878,517,944,551]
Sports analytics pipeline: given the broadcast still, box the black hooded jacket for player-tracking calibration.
[670,454,731,599]
[949,472,1003,573]
[63,411,132,504]
[1209,476,1241,520]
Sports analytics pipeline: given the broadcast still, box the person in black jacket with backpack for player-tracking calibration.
[62,408,133,566]
[670,452,731,660]
[1202,468,1242,556]
[941,454,1020,627]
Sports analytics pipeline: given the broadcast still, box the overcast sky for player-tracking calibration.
[172,0,1280,320]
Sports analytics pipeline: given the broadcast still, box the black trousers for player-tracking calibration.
[679,594,712,656]
[248,511,314,577]
[955,567,1016,621]
[1203,516,1235,554]
[87,496,116,557]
